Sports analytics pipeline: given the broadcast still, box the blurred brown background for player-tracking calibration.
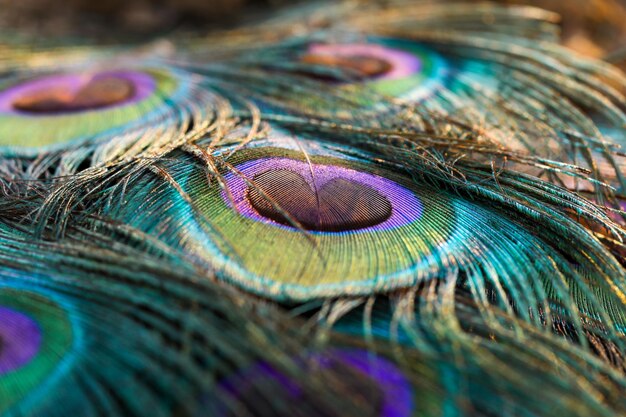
[489,0,626,59]
[0,0,290,39]
[0,0,624,61]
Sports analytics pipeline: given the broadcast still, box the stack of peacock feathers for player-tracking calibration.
[0,1,624,416]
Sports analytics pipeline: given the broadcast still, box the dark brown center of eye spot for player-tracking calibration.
[247,169,392,232]
[300,53,393,79]
[12,76,136,114]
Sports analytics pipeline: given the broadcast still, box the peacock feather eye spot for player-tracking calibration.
[0,288,73,414]
[0,67,190,151]
[0,306,42,375]
[171,148,446,298]
[212,350,412,417]
[247,169,393,232]
[298,41,448,100]
[301,52,394,80]
[12,75,136,114]
[225,358,385,417]
[5,71,150,116]
[225,155,422,235]
[303,43,422,83]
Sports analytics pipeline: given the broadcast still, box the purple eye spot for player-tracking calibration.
[247,169,393,232]
[304,43,422,81]
[0,306,42,375]
[223,157,423,233]
[211,350,413,417]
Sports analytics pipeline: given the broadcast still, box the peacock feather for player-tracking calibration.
[0,50,227,178]
[0,1,625,416]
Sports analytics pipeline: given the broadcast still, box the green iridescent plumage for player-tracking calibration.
[0,1,625,417]
[68,127,623,312]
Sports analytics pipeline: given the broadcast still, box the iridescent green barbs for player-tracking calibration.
[98,127,623,303]
[0,1,624,416]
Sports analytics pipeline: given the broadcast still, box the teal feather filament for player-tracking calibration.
[0,288,73,414]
